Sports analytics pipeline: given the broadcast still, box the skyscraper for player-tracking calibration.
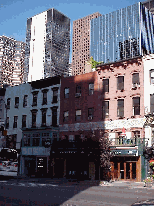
[0,36,25,88]
[24,8,70,82]
[90,2,154,64]
[71,12,101,76]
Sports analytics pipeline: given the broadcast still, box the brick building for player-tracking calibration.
[50,55,153,181]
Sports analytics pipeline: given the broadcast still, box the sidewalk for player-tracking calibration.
[0,175,154,189]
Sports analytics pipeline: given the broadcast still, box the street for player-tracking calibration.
[0,179,153,206]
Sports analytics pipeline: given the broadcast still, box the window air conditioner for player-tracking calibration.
[88,116,93,120]
[75,93,81,98]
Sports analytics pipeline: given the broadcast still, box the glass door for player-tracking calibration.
[126,162,130,179]
[120,162,124,179]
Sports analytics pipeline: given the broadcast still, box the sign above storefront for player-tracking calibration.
[22,147,50,156]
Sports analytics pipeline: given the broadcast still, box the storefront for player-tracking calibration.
[110,156,141,182]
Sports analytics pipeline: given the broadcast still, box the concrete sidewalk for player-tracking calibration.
[0,175,154,189]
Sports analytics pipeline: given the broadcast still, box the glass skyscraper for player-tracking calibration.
[90,2,154,63]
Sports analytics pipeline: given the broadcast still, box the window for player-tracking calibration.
[103,79,109,92]
[150,69,154,85]
[76,85,81,94]
[150,94,154,114]
[117,99,124,117]
[7,98,10,109]
[42,91,47,105]
[133,97,140,115]
[41,109,47,126]
[32,138,40,146]
[88,108,94,120]
[52,88,58,103]
[117,76,124,90]
[132,73,139,86]
[69,135,75,142]
[133,131,140,145]
[6,117,9,129]
[22,115,26,128]
[23,95,28,107]
[63,111,69,122]
[51,107,57,126]
[42,138,51,147]
[23,137,30,147]
[32,111,37,128]
[64,88,69,98]
[13,116,18,128]
[15,97,19,108]
[89,83,94,95]
[32,93,38,106]
[75,109,81,121]
[102,101,109,118]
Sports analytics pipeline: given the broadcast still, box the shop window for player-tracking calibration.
[15,97,19,108]
[63,111,69,122]
[13,116,18,128]
[117,99,124,117]
[103,79,109,92]
[117,76,124,90]
[22,115,26,128]
[88,108,94,120]
[133,97,140,115]
[64,88,69,98]
[102,101,109,118]
[89,83,94,95]
[150,94,154,114]
[75,109,81,121]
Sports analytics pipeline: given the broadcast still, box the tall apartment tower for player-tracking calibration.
[24,8,70,83]
[71,12,101,76]
[0,36,25,88]
[90,2,154,64]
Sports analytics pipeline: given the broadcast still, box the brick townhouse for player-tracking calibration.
[50,55,154,182]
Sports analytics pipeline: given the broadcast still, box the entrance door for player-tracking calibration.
[132,162,136,180]
[37,157,47,177]
[120,162,124,179]
[126,162,130,180]
[54,158,64,178]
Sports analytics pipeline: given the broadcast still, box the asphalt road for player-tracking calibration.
[0,181,153,206]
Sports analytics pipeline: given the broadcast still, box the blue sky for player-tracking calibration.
[0,0,140,62]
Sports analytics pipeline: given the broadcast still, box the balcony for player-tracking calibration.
[110,138,145,147]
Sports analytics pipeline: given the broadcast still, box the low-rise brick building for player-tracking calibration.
[51,55,153,182]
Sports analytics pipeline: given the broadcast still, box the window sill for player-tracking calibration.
[32,104,37,107]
